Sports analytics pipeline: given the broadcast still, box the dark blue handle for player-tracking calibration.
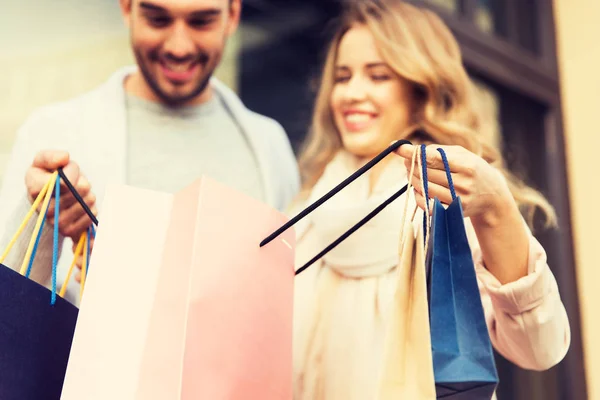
[420,144,430,243]
[436,148,457,201]
[420,146,458,245]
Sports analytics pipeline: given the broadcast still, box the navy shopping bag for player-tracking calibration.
[0,264,79,400]
[421,145,499,399]
[0,170,92,399]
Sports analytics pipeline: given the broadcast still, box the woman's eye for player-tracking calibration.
[371,75,391,81]
[334,76,351,83]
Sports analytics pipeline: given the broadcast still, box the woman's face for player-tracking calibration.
[330,25,414,158]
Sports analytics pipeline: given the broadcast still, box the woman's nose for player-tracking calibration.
[343,76,368,102]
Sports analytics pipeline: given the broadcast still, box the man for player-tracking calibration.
[0,0,299,305]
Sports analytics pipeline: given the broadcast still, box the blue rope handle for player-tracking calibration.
[51,175,60,305]
[420,144,430,202]
[436,148,457,201]
[85,225,93,279]
[27,170,98,304]
[25,174,61,304]
[420,144,430,244]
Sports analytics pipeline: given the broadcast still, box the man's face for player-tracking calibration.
[121,0,240,105]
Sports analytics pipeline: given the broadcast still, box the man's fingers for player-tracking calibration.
[52,178,92,209]
[25,167,53,202]
[46,193,96,238]
[56,171,92,216]
[32,150,70,170]
[59,162,80,189]
[62,207,97,239]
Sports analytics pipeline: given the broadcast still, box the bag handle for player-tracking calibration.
[418,146,457,242]
[19,172,58,277]
[419,144,430,247]
[0,171,62,304]
[58,168,98,226]
[59,230,89,300]
[55,167,97,299]
[23,172,65,305]
[26,176,93,304]
[398,144,420,247]
[260,139,413,275]
[0,173,55,265]
[437,148,457,201]
[419,146,457,207]
[0,170,95,305]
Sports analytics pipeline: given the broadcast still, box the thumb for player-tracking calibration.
[33,150,70,170]
[394,142,415,159]
[60,162,81,190]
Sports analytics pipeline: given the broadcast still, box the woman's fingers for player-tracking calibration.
[410,174,455,205]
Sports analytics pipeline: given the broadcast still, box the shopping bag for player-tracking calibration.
[422,146,499,399]
[0,171,91,400]
[60,176,296,399]
[376,146,436,399]
[262,140,435,398]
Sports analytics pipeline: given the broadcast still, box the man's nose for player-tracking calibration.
[163,22,195,60]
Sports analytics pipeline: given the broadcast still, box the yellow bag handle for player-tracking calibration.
[0,172,55,265]
[0,171,90,304]
[19,172,59,276]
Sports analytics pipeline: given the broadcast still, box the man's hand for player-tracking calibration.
[25,150,98,242]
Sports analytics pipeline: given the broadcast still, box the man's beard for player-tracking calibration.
[133,48,213,107]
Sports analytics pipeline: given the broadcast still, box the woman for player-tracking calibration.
[291,1,570,399]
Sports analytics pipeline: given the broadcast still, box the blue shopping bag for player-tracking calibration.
[422,146,499,399]
[0,170,92,399]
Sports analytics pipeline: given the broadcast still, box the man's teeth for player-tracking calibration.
[165,63,193,72]
[346,114,372,124]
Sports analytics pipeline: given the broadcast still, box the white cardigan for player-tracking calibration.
[0,66,300,305]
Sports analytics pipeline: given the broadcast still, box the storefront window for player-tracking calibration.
[423,0,460,14]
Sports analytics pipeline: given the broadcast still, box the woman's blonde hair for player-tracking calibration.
[298,0,556,228]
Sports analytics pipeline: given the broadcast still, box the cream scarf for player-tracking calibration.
[306,151,411,277]
[292,150,422,400]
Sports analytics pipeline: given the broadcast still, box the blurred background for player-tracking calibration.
[1,0,598,398]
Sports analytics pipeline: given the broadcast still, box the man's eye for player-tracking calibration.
[147,16,171,27]
[189,18,213,28]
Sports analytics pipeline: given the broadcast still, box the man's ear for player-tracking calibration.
[225,0,242,37]
[119,0,133,28]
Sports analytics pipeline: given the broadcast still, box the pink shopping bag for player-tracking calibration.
[60,176,295,399]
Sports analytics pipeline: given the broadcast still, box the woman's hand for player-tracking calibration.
[396,143,530,284]
[396,144,513,225]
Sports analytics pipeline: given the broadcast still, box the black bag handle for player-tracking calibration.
[57,168,98,226]
[261,140,412,275]
[59,140,412,277]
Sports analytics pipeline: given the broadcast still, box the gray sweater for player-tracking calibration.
[0,66,300,305]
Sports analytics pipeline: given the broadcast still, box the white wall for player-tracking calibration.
[553,0,600,397]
